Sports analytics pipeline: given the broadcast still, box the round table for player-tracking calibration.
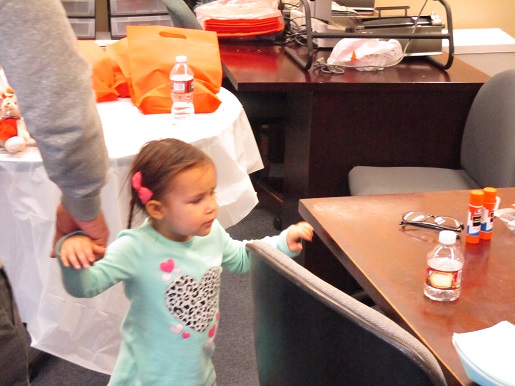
[0,87,263,373]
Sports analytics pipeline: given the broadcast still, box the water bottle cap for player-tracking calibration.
[175,55,187,63]
[439,230,457,244]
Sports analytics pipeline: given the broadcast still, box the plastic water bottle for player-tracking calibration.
[424,230,464,302]
[170,55,194,120]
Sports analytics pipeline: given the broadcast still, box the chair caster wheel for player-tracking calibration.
[273,216,282,230]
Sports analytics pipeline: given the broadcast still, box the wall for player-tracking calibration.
[375,0,514,37]
[94,0,515,38]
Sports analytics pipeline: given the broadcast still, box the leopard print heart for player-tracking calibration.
[164,267,222,332]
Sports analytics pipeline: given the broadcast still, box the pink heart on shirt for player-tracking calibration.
[170,324,183,334]
[160,259,175,273]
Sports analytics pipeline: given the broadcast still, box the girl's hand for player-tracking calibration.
[59,235,104,270]
[286,222,314,253]
[52,203,108,258]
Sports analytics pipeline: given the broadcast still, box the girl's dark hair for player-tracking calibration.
[127,138,214,228]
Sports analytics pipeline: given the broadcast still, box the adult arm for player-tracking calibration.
[0,1,109,257]
[0,0,108,220]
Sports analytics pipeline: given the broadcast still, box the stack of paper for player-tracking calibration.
[204,17,284,37]
[195,0,284,37]
[452,321,515,385]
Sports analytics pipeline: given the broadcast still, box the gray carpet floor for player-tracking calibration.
[30,205,277,386]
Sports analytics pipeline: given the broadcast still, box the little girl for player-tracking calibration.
[56,138,314,386]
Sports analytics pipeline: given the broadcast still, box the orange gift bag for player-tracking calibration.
[125,26,223,114]
[104,39,132,99]
[77,41,119,102]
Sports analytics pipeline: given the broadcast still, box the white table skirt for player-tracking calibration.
[0,87,263,374]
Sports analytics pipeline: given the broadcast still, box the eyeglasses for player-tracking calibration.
[400,211,464,233]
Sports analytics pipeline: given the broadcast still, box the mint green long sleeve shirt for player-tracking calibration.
[58,219,296,386]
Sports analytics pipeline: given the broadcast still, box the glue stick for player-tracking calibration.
[466,190,484,244]
[480,187,500,240]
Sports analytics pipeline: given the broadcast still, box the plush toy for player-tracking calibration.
[0,87,31,153]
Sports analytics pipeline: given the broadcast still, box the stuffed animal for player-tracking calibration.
[0,87,31,153]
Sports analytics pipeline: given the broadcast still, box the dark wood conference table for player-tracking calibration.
[299,188,515,386]
[219,42,491,228]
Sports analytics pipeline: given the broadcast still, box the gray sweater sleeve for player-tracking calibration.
[0,0,108,221]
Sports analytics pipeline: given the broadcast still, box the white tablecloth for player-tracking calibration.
[0,88,263,374]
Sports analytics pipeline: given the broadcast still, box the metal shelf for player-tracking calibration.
[285,0,455,71]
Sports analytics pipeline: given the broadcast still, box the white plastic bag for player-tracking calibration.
[195,0,282,25]
[328,38,403,71]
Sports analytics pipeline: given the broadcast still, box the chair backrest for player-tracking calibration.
[461,69,515,187]
[248,240,447,386]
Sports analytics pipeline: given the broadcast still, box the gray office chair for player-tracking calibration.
[247,240,447,386]
[161,0,202,29]
[349,69,515,195]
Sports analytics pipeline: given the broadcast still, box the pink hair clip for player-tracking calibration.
[131,171,153,205]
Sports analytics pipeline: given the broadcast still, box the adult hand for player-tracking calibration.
[51,203,109,263]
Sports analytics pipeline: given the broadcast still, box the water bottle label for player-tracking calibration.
[426,267,462,290]
[172,79,194,94]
